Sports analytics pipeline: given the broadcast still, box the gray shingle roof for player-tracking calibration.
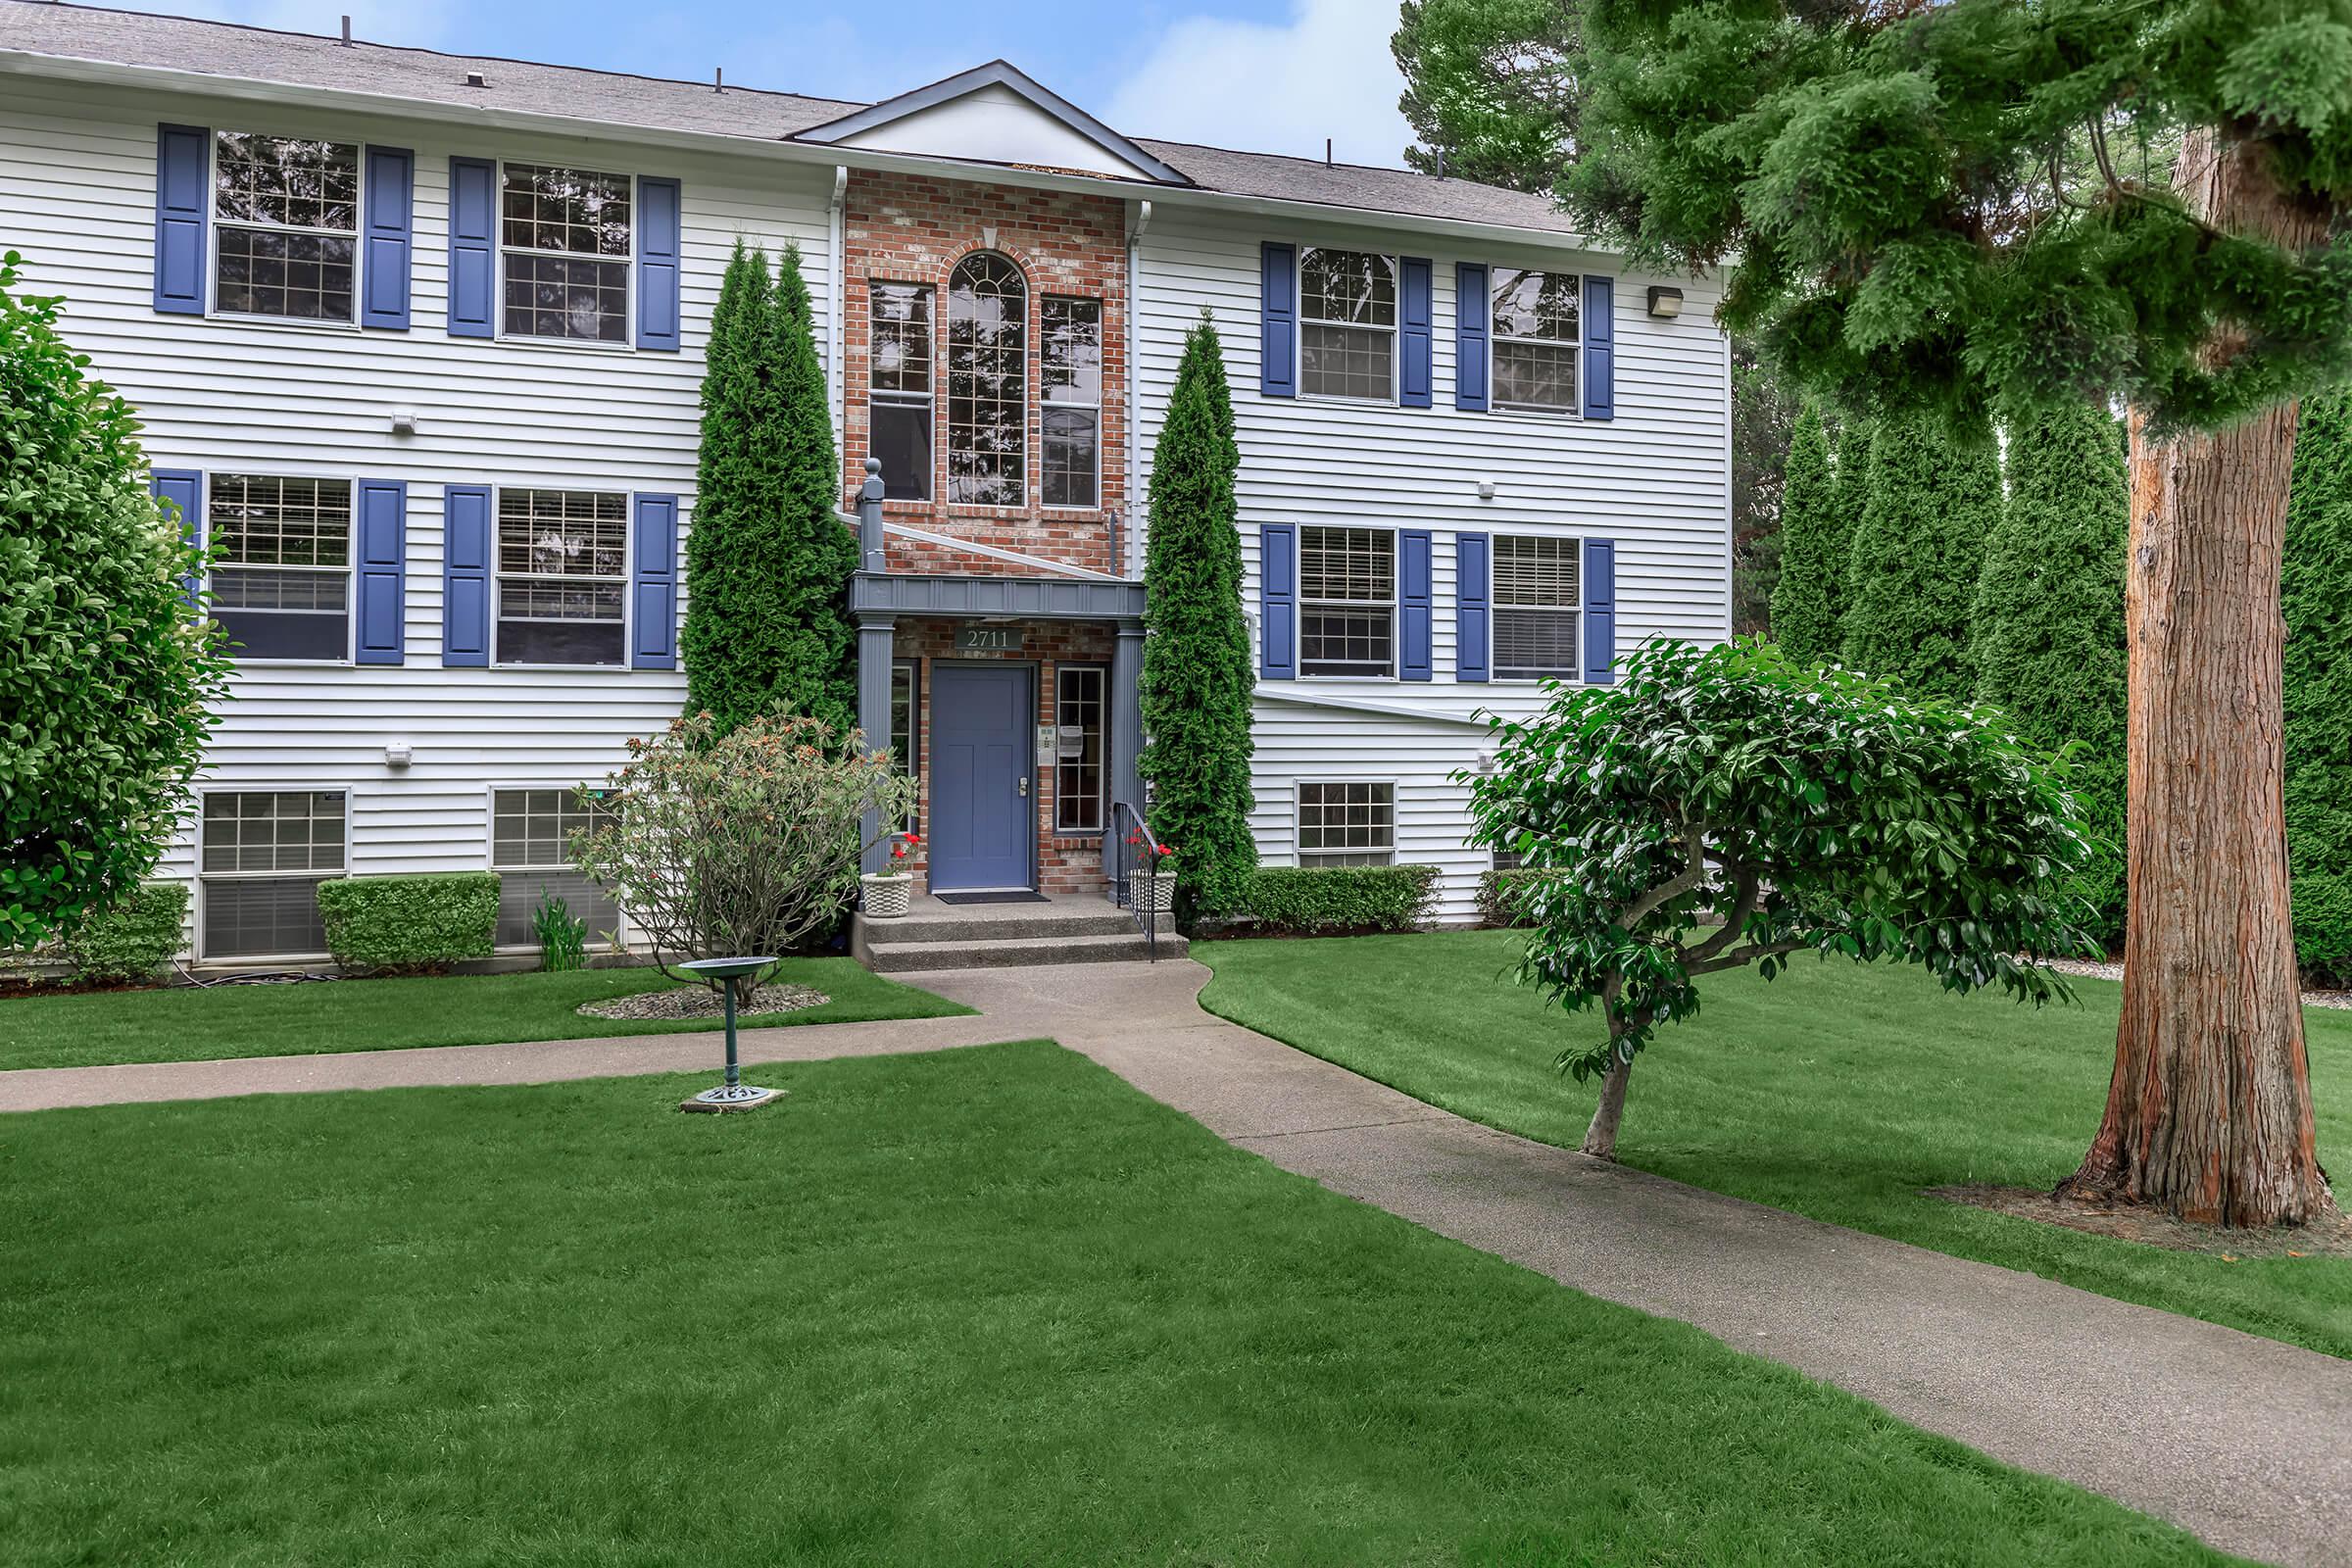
[0,0,1580,236]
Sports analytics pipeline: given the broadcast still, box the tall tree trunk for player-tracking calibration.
[2059,131,2336,1227]
[1583,1049,1633,1160]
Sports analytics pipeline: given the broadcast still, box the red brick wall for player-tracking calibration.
[843,170,1128,578]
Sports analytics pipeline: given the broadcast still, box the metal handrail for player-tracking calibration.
[1109,799,1162,960]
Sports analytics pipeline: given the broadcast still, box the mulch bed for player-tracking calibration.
[575,983,828,1022]
[1929,1183,2352,1258]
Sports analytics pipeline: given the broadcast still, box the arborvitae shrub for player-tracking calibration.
[1766,403,1841,662]
[2283,389,2352,980]
[1841,409,1999,702]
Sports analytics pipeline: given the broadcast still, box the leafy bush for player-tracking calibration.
[1234,865,1440,934]
[1765,402,1843,662]
[532,889,589,973]
[1841,408,2000,703]
[1477,867,1568,928]
[1,252,227,949]
[315,873,500,975]
[2284,387,2352,980]
[63,881,188,983]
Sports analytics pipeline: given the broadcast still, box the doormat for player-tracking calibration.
[933,891,1052,906]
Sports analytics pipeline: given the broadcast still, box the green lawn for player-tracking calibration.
[0,959,969,1071]
[1198,932,2352,1360]
[0,1043,2225,1565]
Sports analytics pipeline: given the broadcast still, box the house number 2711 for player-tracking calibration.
[954,626,1024,654]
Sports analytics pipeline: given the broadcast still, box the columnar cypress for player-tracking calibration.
[1765,403,1839,662]
[1840,410,1999,703]
[681,241,858,736]
[2283,389,2352,980]
[1138,317,1255,916]
[1971,400,2130,942]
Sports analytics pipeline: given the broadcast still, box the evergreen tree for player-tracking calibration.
[1833,419,1873,578]
[1765,403,1839,662]
[682,241,858,736]
[2283,388,2352,980]
[1392,0,1582,189]
[1138,317,1255,917]
[1972,400,2130,944]
[1840,409,1999,703]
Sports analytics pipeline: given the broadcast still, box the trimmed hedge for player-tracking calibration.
[315,872,500,975]
[64,881,189,983]
[2284,387,2352,980]
[1235,864,1440,934]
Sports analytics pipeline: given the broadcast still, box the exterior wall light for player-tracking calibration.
[1646,286,1685,319]
[390,410,420,436]
[1477,479,1496,501]
[383,740,413,769]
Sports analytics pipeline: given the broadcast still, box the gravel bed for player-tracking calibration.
[2040,956,2352,1011]
[577,983,829,1022]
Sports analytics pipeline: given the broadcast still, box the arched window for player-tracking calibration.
[947,253,1027,507]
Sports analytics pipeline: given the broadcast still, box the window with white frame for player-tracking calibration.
[1493,534,1582,680]
[947,253,1027,506]
[1042,296,1102,509]
[491,787,620,947]
[1054,665,1105,834]
[212,131,360,323]
[869,281,935,502]
[501,164,632,343]
[208,475,353,661]
[1298,782,1395,867]
[1491,269,1581,413]
[495,488,627,666]
[200,790,345,956]
[1299,248,1396,401]
[1299,525,1396,677]
[891,660,920,830]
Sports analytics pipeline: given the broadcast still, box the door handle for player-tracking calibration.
[1018,776,1030,799]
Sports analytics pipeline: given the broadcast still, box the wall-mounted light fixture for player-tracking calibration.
[390,410,419,436]
[1476,478,1496,501]
[383,740,413,769]
[1646,286,1685,319]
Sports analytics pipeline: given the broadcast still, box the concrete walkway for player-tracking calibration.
[5,959,2346,1565]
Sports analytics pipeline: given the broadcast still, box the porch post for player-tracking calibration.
[858,457,886,573]
[858,611,897,874]
[1110,614,1146,823]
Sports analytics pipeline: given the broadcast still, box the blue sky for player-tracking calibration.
[156,0,1416,167]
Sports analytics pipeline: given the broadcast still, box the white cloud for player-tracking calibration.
[1101,0,1413,169]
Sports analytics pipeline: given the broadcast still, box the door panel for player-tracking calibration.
[927,663,1033,891]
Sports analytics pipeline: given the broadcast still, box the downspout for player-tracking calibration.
[829,165,849,449]
[1125,198,1152,580]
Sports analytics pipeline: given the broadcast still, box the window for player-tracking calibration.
[491,788,620,947]
[212,131,360,323]
[947,253,1027,506]
[495,488,627,665]
[1299,248,1396,401]
[1298,525,1396,677]
[208,475,352,661]
[870,282,935,501]
[1054,665,1105,833]
[501,164,631,342]
[1298,782,1394,867]
[1042,296,1102,509]
[200,790,345,956]
[1492,269,1580,413]
[1493,534,1582,679]
[891,660,920,830]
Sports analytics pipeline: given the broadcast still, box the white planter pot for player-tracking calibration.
[1134,870,1175,916]
[861,872,912,918]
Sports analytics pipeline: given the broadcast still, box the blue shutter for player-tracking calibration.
[636,175,682,352]
[354,479,407,664]
[1583,537,1616,684]
[1455,531,1490,683]
[153,123,208,315]
[151,468,203,602]
[1259,242,1297,399]
[1454,263,1489,413]
[1399,528,1433,680]
[1399,257,1433,409]
[1259,522,1296,680]
[442,484,492,666]
[447,157,496,338]
[631,493,679,669]
[361,147,414,330]
[1583,274,1615,420]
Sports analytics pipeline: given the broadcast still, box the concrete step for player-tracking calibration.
[862,908,1145,945]
[859,929,1188,972]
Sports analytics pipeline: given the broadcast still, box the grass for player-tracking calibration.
[1197,931,2352,1361]
[0,1042,2229,1566]
[0,959,970,1072]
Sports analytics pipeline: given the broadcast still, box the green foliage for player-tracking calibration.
[2284,388,2352,979]
[1393,0,1582,188]
[1972,400,2131,944]
[1463,639,2093,1082]
[1729,338,1802,634]
[0,253,227,950]
[1139,317,1256,917]
[1765,403,1841,660]
[1478,866,1568,928]
[1236,865,1442,935]
[63,881,188,984]
[531,889,589,973]
[681,241,858,736]
[1841,409,2000,702]
[316,873,500,975]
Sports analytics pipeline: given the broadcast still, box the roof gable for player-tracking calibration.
[794,62,1189,185]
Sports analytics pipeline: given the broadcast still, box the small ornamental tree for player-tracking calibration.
[570,710,916,990]
[1138,317,1256,916]
[1840,409,2000,703]
[1463,639,2092,1159]
[2283,388,2352,979]
[1,253,227,950]
[1765,403,1841,661]
[1972,400,2131,944]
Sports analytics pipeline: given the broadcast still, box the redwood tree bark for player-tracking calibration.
[2059,132,2337,1227]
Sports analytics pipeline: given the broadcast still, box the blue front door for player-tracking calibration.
[928,663,1034,892]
